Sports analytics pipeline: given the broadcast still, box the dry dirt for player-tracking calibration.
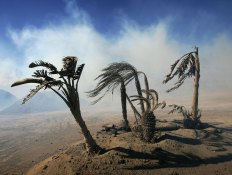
[1,110,232,175]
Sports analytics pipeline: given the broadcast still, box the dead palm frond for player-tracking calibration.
[168,104,202,129]
[163,52,196,92]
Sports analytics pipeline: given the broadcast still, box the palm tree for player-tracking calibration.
[88,62,150,130]
[103,62,149,114]
[11,56,102,154]
[128,89,166,142]
[163,47,201,128]
[88,66,130,131]
[168,104,201,129]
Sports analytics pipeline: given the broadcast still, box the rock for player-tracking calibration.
[102,124,116,131]
[52,155,59,159]
[43,165,48,170]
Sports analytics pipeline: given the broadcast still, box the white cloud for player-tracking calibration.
[0,1,232,109]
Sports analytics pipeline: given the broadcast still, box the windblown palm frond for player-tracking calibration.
[32,69,55,81]
[168,104,191,119]
[88,72,123,104]
[22,82,48,104]
[163,52,196,92]
[29,60,58,73]
[11,78,43,87]
[130,95,151,113]
[129,88,165,115]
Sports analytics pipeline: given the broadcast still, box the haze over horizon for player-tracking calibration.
[0,0,232,109]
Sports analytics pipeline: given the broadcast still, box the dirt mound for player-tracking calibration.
[26,123,232,175]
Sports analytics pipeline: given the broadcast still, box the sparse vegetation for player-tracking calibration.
[87,63,131,131]
[129,89,166,142]
[11,56,102,154]
[88,61,166,142]
[88,62,150,131]
[168,104,201,129]
[163,47,201,128]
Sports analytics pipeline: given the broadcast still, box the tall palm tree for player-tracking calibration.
[88,66,130,131]
[11,56,102,154]
[163,47,201,127]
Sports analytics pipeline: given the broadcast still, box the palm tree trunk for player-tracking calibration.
[192,47,200,119]
[72,109,102,154]
[134,75,145,114]
[121,83,130,130]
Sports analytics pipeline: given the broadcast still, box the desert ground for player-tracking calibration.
[1,109,232,175]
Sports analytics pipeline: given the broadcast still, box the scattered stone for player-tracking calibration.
[102,124,116,131]
[52,155,59,160]
[43,165,48,170]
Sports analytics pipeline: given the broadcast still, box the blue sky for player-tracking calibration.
[1,0,231,42]
[0,0,232,108]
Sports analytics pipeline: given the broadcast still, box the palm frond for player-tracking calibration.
[29,60,58,73]
[163,51,196,92]
[130,95,151,113]
[149,89,159,106]
[47,80,63,89]
[153,101,166,111]
[22,82,48,104]
[74,64,85,80]
[168,104,192,119]
[32,70,48,78]
[11,78,43,87]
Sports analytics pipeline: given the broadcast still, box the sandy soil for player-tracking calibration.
[18,109,232,175]
[0,111,120,175]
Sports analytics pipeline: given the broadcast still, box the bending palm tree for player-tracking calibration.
[88,68,130,130]
[11,57,102,154]
[163,47,201,128]
[103,62,149,114]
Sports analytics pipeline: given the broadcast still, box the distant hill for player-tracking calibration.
[0,91,89,115]
[0,89,18,110]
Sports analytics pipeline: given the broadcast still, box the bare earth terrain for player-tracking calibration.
[1,109,232,175]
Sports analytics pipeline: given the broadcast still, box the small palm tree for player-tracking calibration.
[163,47,201,128]
[168,104,201,129]
[11,56,102,154]
[128,89,166,142]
